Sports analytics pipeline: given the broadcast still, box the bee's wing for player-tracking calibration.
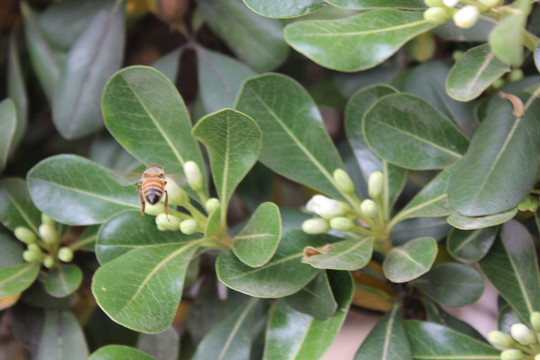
[164,173,187,186]
[108,165,145,186]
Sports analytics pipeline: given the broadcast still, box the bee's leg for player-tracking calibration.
[164,190,170,221]
[135,181,141,192]
[139,190,145,219]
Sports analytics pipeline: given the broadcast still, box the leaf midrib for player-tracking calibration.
[292,19,427,38]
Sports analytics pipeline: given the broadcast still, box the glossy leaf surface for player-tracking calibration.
[27,155,139,225]
[92,241,201,333]
[383,237,437,283]
[479,220,540,323]
[447,209,517,230]
[302,238,373,271]
[233,202,281,267]
[391,217,451,245]
[448,96,540,216]
[88,345,155,360]
[447,227,497,263]
[102,66,205,191]
[7,29,28,147]
[236,73,345,200]
[354,304,411,360]
[405,321,499,359]
[284,10,434,72]
[364,93,469,170]
[0,178,42,233]
[0,233,23,268]
[45,264,83,298]
[192,109,261,221]
[242,0,325,18]
[198,0,288,71]
[0,262,39,297]
[0,99,16,172]
[447,44,510,102]
[52,1,124,139]
[217,230,333,298]
[36,310,88,360]
[412,263,484,307]
[285,272,337,319]
[326,0,424,9]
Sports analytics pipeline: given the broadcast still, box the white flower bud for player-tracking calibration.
[443,0,459,7]
[453,5,480,29]
[180,219,198,235]
[302,218,330,234]
[333,169,355,194]
[424,0,444,7]
[23,249,41,263]
[14,227,37,244]
[330,217,355,232]
[145,202,166,216]
[368,171,384,199]
[479,0,499,7]
[205,198,220,213]
[306,195,349,219]
[155,213,181,231]
[511,323,536,345]
[27,243,40,253]
[41,213,55,226]
[424,7,451,25]
[501,349,523,360]
[184,161,203,191]
[165,177,188,206]
[39,224,57,245]
[57,247,74,262]
[361,199,378,219]
[534,353,540,360]
[531,312,540,332]
[43,256,55,269]
[488,330,514,348]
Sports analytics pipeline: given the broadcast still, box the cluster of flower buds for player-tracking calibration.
[423,0,501,29]
[488,312,540,360]
[517,195,539,213]
[14,213,73,269]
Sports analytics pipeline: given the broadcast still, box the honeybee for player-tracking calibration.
[136,164,169,219]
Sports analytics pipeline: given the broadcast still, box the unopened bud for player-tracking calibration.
[488,330,514,348]
[443,0,459,7]
[180,219,198,235]
[39,224,57,244]
[501,349,523,360]
[23,249,41,263]
[205,198,220,213]
[531,312,540,332]
[302,218,330,234]
[361,199,378,219]
[165,178,188,205]
[534,354,540,360]
[453,5,480,29]
[41,213,55,226]
[14,227,37,244]
[57,247,74,262]
[330,217,354,232]
[145,202,166,216]
[479,0,499,7]
[508,69,524,83]
[424,0,444,6]
[511,323,536,345]
[27,243,40,253]
[368,171,384,199]
[184,161,203,191]
[423,7,451,24]
[333,169,355,194]
[43,256,55,269]
[156,213,181,231]
[492,78,505,90]
[306,195,349,219]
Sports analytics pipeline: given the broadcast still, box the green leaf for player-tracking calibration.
[405,321,499,359]
[0,99,16,172]
[102,66,206,195]
[447,227,497,263]
[488,0,531,66]
[137,326,179,360]
[345,84,406,209]
[434,18,494,42]
[198,0,288,71]
[0,232,23,268]
[192,109,261,222]
[73,225,99,251]
[204,206,222,238]
[448,95,540,216]
[21,2,62,99]
[36,310,88,360]
[479,220,540,323]
[7,28,28,148]
[412,263,484,307]
[383,237,437,283]
[89,135,140,171]
[44,264,83,298]
[447,44,510,102]
[196,46,257,113]
[52,1,124,139]
[498,305,520,333]
[92,241,201,333]
[20,282,74,311]
[89,345,155,360]
[354,303,411,360]
[242,0,326,18]
[217,229,332,298]
[0,262,40,297]
[96,211,196,264]
[326,0,424,9]
[27,155,140,225]
[285,271,337,319]
[236,73,345,200]
[364,93,469,170]
[263,270,353,360]
[284,10,435,72]
[391,217,451,245]
[447,209,517,230]
[302,238,373,271]
[535,41,540,73]
[191,299,260,360]
[232,202,281,267]
[0,178,42,234]
[151,48,182,83]
[393,162,460,223]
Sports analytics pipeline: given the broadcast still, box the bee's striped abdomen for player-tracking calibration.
[142,178,164,204]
